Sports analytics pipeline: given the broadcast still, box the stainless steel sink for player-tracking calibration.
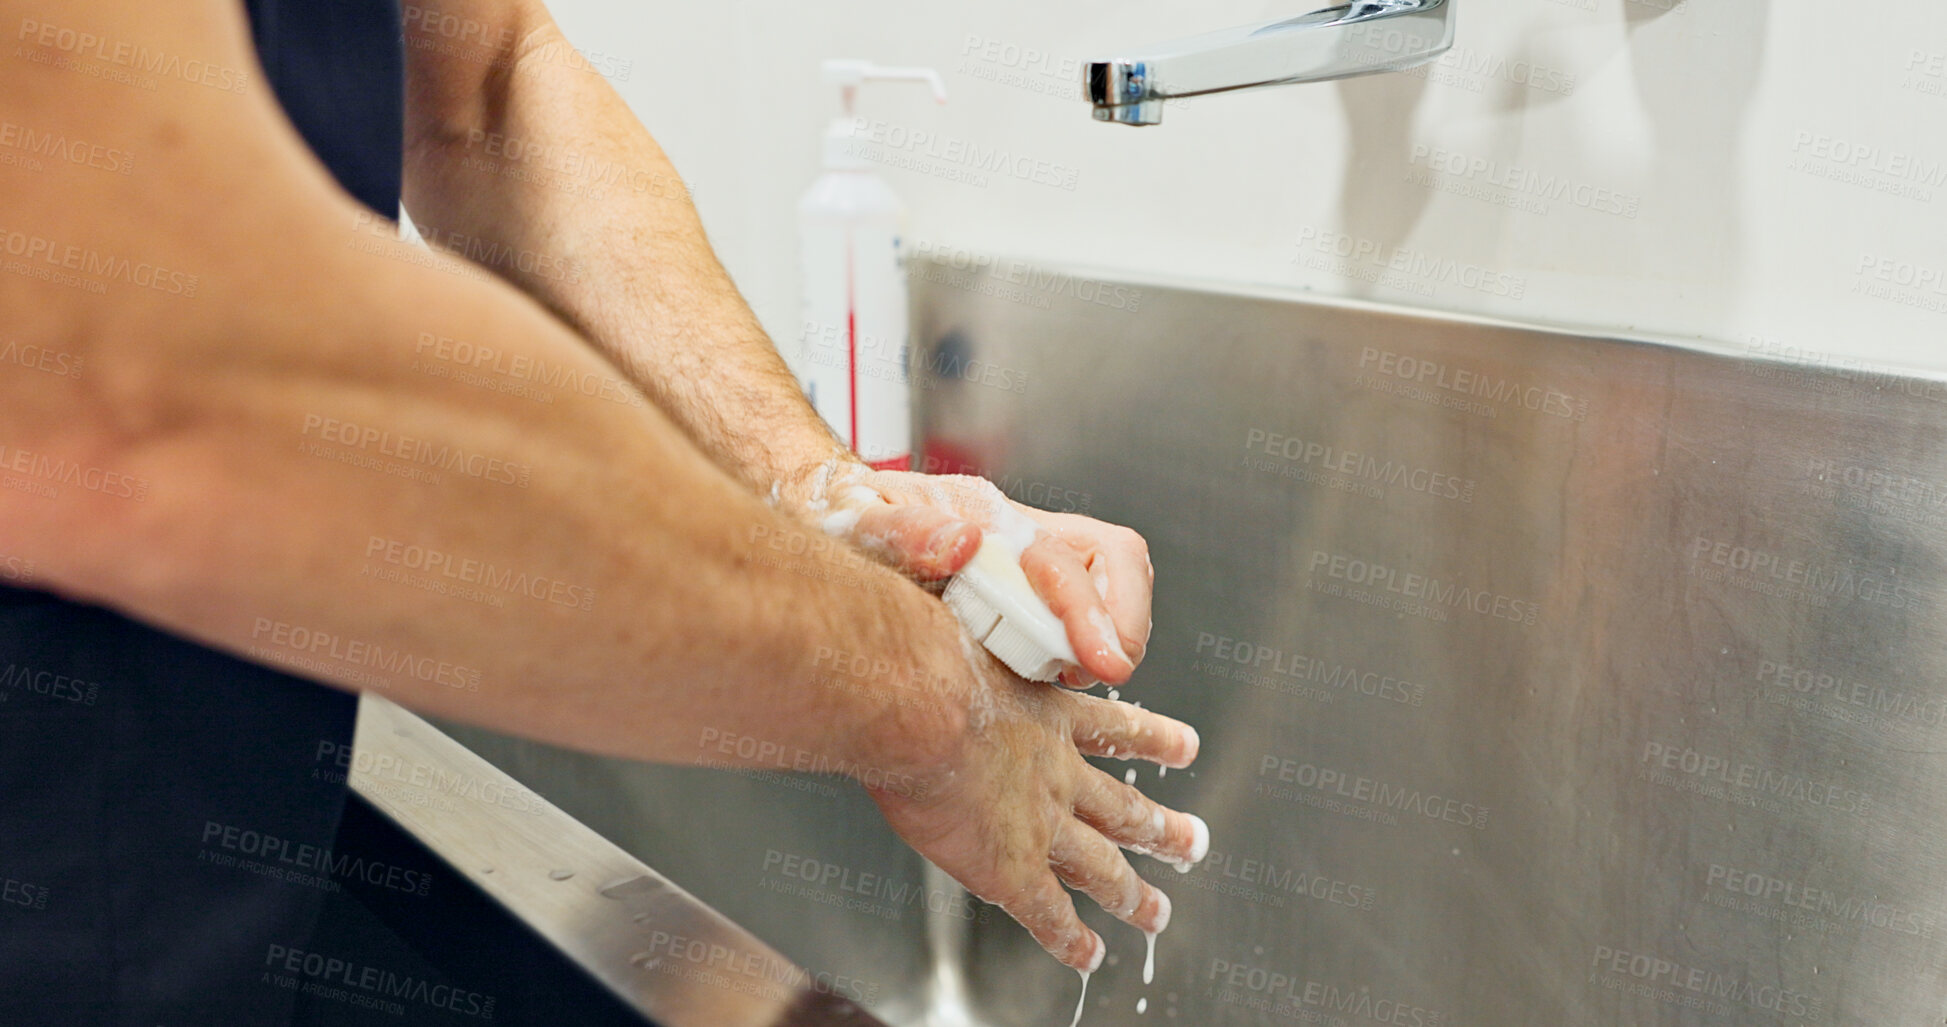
[435,255,1947,1025]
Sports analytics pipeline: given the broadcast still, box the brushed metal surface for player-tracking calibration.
[350,695,889,1027]
[907,257,1947,1025]
[439,260,1947,1026]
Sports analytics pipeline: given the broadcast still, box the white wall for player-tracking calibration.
[547,0,1947,375]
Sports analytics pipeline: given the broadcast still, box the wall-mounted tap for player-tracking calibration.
[1084,0,1454,125]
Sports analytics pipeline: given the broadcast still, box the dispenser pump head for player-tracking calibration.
[821,59,946,170]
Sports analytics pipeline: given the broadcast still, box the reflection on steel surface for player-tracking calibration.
[350,695,889,1027]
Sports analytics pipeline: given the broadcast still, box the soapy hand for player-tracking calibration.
[868,646,1206,971]
[797,464,1153,688]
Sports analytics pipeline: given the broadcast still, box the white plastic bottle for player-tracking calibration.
[793,60,945,471]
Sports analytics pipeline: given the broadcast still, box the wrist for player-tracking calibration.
[772,442,869,522]
[836,594,972,792]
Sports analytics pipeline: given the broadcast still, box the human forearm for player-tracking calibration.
[398,4,853,514]
[0,8,955,776]
[32,222,954,772]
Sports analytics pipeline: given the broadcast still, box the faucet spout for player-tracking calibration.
[1084,0,1454,125]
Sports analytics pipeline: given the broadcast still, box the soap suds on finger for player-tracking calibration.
[1161,814,1211,874]
[1086,608,1130,667]
[820,508,863,536]
[797,452,859,514]
[1187,814,1210,864]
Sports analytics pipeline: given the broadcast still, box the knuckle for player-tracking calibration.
[1027,873,1070,909]
[1131,802,1166,842]
[1035,533,1084,565]
[1101,782,1153,832]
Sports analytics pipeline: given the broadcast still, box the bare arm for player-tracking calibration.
[0,0,927,772]
[0,0,1200,970]
[396,1,841,509]
[396,2,1156,686]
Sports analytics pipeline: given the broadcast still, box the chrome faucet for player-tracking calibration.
[1084,0,1455,125]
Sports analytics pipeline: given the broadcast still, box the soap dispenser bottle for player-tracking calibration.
[793,59,945,471]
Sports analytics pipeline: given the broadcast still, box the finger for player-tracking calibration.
[1074,767,1209,870]
[1038,513,1155,673]
[1022,534,1135,685]
[1050,818,1173,933]
[1058,666,1103,690]
[847,502,981,579]
[1086,529,1154,669]
[1000,870,1105,973]
[1070,695,1200,768]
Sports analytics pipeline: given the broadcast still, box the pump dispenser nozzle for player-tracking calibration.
[821,59,947,170]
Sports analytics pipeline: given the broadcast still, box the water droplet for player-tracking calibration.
[549,869,575,881]
[1137,997,1148,1014]
[1126,768,1138,785]
[600,875,664,900]
[632,913,651,923]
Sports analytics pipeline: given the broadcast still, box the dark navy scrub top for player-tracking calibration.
[0,2,404,1022]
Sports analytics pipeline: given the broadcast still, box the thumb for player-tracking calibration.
[848,502,982,580]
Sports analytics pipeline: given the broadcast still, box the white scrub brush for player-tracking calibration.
[943,534,1077,682]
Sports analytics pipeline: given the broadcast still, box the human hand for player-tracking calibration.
[793,461,1153,689]
[865,644,1206,971]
